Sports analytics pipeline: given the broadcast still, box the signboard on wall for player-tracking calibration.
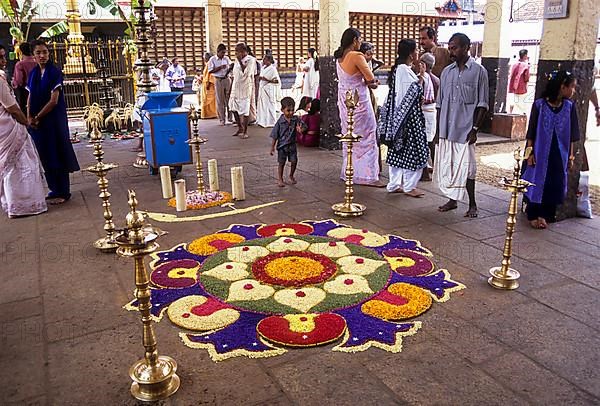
[544,0,569,19]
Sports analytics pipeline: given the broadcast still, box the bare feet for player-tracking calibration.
[538,217,548,229]
[464,206,478,218]
[529,219,542,229]
[47,197,67,205]
[277,180,285,187]
[288,177,297,185]
[406,189,425,198]
[391,189,404,194]
[438,200,458,212]
[240,133,249,139]
[360,180,386,188]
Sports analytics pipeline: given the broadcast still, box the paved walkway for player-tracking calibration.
[1,113,599,405]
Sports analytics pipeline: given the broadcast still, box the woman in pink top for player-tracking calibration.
[335,28,383,187]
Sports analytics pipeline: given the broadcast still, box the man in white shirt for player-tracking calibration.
[165,57,186,106]
[209,44,233,125]
[228,43,257,139]
[435,33,489,218]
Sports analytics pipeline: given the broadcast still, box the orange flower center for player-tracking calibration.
[264,257,325,281]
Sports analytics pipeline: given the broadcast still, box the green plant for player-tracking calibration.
[88,0,153,49]
[38,21,69,39]
[0,0,38,44]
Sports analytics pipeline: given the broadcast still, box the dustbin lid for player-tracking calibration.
[141,92,182,110]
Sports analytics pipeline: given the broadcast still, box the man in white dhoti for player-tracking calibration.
[434,33,489,218]
[229,43,257,139]
[256,54,282,128]
[419,52,437,182]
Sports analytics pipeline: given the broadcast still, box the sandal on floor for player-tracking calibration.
[47,197,67,205]
[406,189,425,198]
[438,201,458,212]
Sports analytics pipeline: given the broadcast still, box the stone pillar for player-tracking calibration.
[535,0,599,219]
[319,0,349,150]
[480,0,513,119]
[205,0,223,54]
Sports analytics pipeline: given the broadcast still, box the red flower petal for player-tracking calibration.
[257,313,347,347]
[190,298,232,316]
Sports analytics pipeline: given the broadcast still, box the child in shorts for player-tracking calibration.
[269,97,306,187]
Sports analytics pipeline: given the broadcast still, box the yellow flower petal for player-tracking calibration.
[323,275,373,295]
[308,241,352,258]
[227,279,275,302]
[266,237,311,252]
[227,246,270,263]
[274,288,326,313]
[202,262,249,281]
[337,256,388,276]
[283,314,317,333]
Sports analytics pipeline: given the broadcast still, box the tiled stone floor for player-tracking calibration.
[1,116,598,405]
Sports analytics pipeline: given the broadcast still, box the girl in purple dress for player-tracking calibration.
[522,70,579,229]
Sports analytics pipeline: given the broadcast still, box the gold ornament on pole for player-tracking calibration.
[114,190,180,402]
[186,105,208,194]
[488,147,534,290]
[131,0,155,170]
[332,89,366,217]
[63,0,97,75]
[85,125,119,252]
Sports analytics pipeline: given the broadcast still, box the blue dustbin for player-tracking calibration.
[141,92,192,175]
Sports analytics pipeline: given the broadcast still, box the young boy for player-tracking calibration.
[270,97,306,187]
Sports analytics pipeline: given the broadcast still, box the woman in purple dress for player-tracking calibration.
[335,28,383,187]
[27,40,80,204]
[522,70,579,229]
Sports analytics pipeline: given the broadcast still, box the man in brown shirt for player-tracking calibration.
[419,26,452,78]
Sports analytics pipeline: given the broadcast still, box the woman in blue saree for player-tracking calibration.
[27,40,79,204]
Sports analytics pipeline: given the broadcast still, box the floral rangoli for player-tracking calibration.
[167,190,233,210]
[125,220,465,361]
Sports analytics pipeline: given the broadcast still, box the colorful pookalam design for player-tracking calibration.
[125,220,465,362]
[167,191,233,210]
